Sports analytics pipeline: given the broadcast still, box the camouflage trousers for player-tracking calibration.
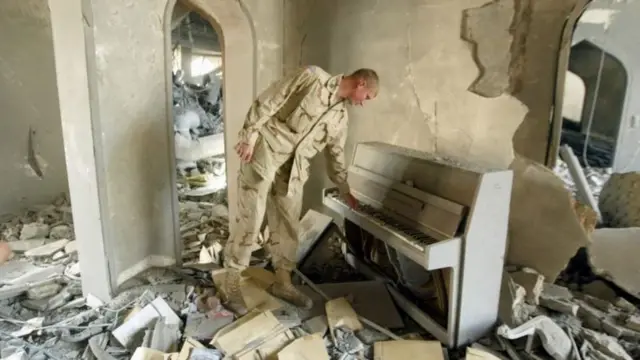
[223,157,303,272]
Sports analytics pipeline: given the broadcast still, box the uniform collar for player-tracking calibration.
[321,74,344,107]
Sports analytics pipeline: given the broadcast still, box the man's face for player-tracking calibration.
[348,81,375,106]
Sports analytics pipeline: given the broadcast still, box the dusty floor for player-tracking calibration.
[0,148,637,360]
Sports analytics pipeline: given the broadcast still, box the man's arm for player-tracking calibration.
[238,67,314,143]
[324,116,351,195]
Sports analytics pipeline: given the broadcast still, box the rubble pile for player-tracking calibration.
[172,70,228,197]
[172,71,223,140]
[1,195,639,360]
[496,266,640,360]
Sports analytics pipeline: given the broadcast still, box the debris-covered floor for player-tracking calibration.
[1,186,640,360]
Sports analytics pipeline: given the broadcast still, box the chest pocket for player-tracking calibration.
[286,89,325,133]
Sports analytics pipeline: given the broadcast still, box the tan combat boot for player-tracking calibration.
[213,269,248,316]
[268,269,313,309]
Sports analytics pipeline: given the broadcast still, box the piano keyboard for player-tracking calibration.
[326,192,436,249]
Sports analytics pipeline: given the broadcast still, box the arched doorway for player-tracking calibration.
[164,0,254,261]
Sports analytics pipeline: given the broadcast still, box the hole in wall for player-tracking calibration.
[560,40,628,169]
[170,2,228,207]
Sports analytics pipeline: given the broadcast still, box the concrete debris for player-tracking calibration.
[19,223,50,240]
[589,228,640,300]
[497,316,572,360]
[24,239,69,258]
[582,280,618,302]
[508,156,590,282]
[509,268,545,305]
[1,191,638,360]
[172,70,227,198]
[499,272,530,327]
[8,239,46,253]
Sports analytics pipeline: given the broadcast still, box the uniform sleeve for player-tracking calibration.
[238,67,314,143]
[324,113,351,195]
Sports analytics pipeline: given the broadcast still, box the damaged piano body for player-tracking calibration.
[322,142,513,348]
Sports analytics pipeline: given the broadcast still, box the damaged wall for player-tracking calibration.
[50,0,283,297]
[0,1,69,214]
[284,0,579,211]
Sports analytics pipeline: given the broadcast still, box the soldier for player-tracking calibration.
[217,66,379,314]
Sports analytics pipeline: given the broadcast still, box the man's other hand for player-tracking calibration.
[235,140,256,163]
[342,192,359,210]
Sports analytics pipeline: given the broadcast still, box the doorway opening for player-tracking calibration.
[171,3,228,205]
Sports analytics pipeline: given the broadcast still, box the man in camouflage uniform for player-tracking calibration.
[217,66,379,314]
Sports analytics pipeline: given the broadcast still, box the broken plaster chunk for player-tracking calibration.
[542,283,573,300]
[64,241,77,255]
[373,340,444,360]
[496,316,572,360]
[498,272,528,327]
[149,319,181,353]
[508,157,590,282]
[10,317,45,338]
[510,270,545,305]
[589,228,640,301]
[613,298,637,314]
[26,282,62,300]
[624,314,640,332]
[8,239,46,253]
[581,328,633,360]
[19,223,50,240]
[277,334,329,360]
[325,297,364,336]
[49,225,73,240]
[24,239,70,258]
[540,297,579,316]
[582,280,618,302]
[112,296,182,348]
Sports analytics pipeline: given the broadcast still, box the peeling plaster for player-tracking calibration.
[461,0,515,98]
[578,8,619,30]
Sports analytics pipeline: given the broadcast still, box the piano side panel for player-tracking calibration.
[351,142,481,207]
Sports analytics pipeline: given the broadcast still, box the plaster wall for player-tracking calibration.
[57,0,282,296]
[571,0,640,172]
[0,1,69,214]
[284,0,578,211]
